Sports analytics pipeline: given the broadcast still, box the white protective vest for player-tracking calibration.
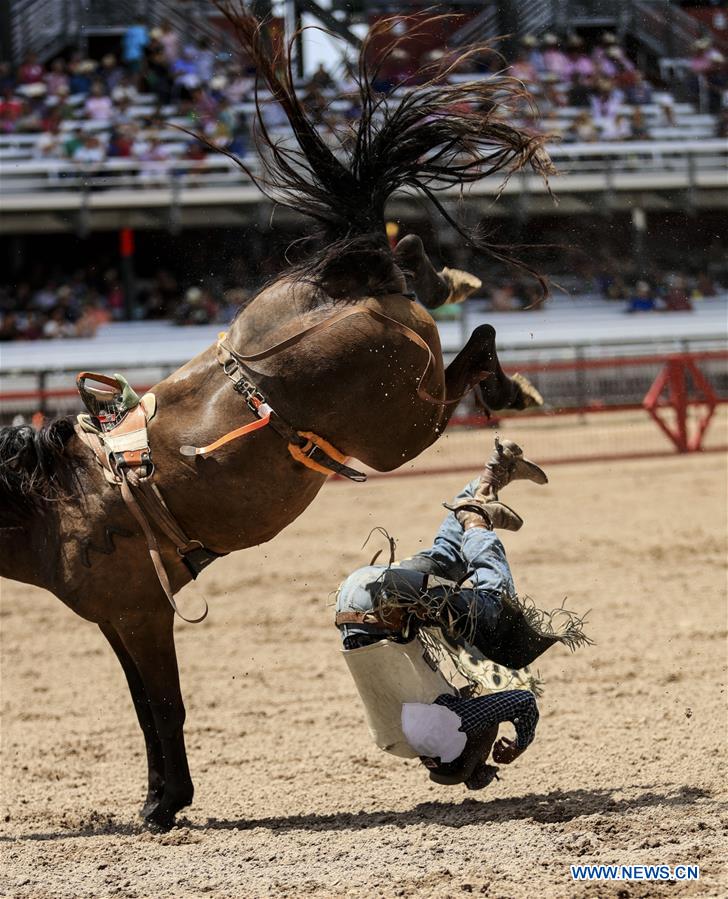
[342,636,458,759]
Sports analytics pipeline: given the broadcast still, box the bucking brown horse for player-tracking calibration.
[0,9,554,830]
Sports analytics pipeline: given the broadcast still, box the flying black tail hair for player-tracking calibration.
[200,4,556,290]
[0,418,79,525]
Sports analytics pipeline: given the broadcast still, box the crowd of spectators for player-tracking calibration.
[4,256,723,341]
[0,269,118,341]
[499,30,726,142]
[0,18,252,167]
[1,20,726,172]
[0,264,254,341]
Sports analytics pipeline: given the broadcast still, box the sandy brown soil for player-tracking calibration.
[1,438,727,898]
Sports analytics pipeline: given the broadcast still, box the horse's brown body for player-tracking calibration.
[1,261,522,829]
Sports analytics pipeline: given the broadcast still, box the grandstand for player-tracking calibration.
[0,1,726,339]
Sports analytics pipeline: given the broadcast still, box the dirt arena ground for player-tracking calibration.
[1,432,726,898]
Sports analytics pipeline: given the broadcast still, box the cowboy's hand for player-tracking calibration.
[492,736,522,764]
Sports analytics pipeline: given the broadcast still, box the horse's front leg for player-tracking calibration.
[99,622,166,818]
[114,606,193,831]
[439,325,543,430]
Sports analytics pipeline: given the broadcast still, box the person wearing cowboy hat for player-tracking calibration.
[541,34,569,79]
[334,438,589,789]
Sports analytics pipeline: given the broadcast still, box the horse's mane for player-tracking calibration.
[193,4,556,292]
[0,418,80,525]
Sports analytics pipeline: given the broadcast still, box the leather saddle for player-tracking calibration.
[76,372,156,483]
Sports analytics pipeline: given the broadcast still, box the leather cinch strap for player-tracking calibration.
[119,469,209,624]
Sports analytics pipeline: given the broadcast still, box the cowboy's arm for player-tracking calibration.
[434,689,538,752]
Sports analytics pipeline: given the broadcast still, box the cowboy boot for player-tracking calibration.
[443,437,547,530]
[443,497,524,532]
[477,437,547,501]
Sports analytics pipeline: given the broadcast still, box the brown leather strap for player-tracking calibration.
[335,610,389,628]
[222,303,464,407]
[119,471,208,624]
[334,608,406,631]
[77,371,122,390]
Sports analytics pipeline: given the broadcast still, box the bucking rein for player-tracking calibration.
[74,305,470,623]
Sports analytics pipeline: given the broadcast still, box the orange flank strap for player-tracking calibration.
[180,409,271,457]
[288,430,351,477]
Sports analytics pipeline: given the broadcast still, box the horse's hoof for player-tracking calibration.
[143,808,176,833]
[139,798,161,820]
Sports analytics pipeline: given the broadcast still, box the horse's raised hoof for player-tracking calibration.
[509,372,544,410]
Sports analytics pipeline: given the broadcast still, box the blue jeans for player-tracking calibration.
[336,518,515,643]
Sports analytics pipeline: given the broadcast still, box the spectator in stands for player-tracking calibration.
[158,19,180,65]
[520,35,545,75]
[310,63,334,91]
[123,17,149,74]
[541,34,569,79]
[195,38,216,85]
[0,62,15,94]
[85,81,114,120]
[143,44,174,103]
[567,110,598,142]
[224,65,253,103]
[591,32,618,73]
[602,111,632,141]
[662,275,693,312]
[174,285,218,325]
[17,52,44,86]
[625,280,656,313]
[624,71,653,106]
[172,46,202,98]
[590,79,624,135]
[69,58,97,95]
[107,124,135,158]
[100,54,125,95]
[73,133,106,164]
[567,73,594,108]
[510,48,538,87]
[45,58,69,97]
[629,108,650,141]
[541,73,568,110]
[0,85,24,132]
[598,46,635,84]
[564,35,594,80]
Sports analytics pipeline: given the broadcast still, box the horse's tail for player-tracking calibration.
[0,418,79,526]
[210,4,555,287]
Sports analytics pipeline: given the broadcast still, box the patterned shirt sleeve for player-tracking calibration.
[434,689,539,750]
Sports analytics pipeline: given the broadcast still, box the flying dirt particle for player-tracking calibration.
[685,707,693,718]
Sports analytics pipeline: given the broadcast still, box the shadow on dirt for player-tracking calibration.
[2,784,712,841]
[205,784,712,832]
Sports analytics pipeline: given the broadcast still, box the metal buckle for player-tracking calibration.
[222,358,239,378]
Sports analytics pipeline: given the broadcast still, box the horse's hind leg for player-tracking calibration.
[394,235,450,309]
[467,325,543,413]
[115,609,193,831]
[394,234,482,309]
[99,622,165,818]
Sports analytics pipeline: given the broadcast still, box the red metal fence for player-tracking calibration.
[1,350,726,473]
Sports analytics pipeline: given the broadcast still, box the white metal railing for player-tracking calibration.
[0,141,725,209]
